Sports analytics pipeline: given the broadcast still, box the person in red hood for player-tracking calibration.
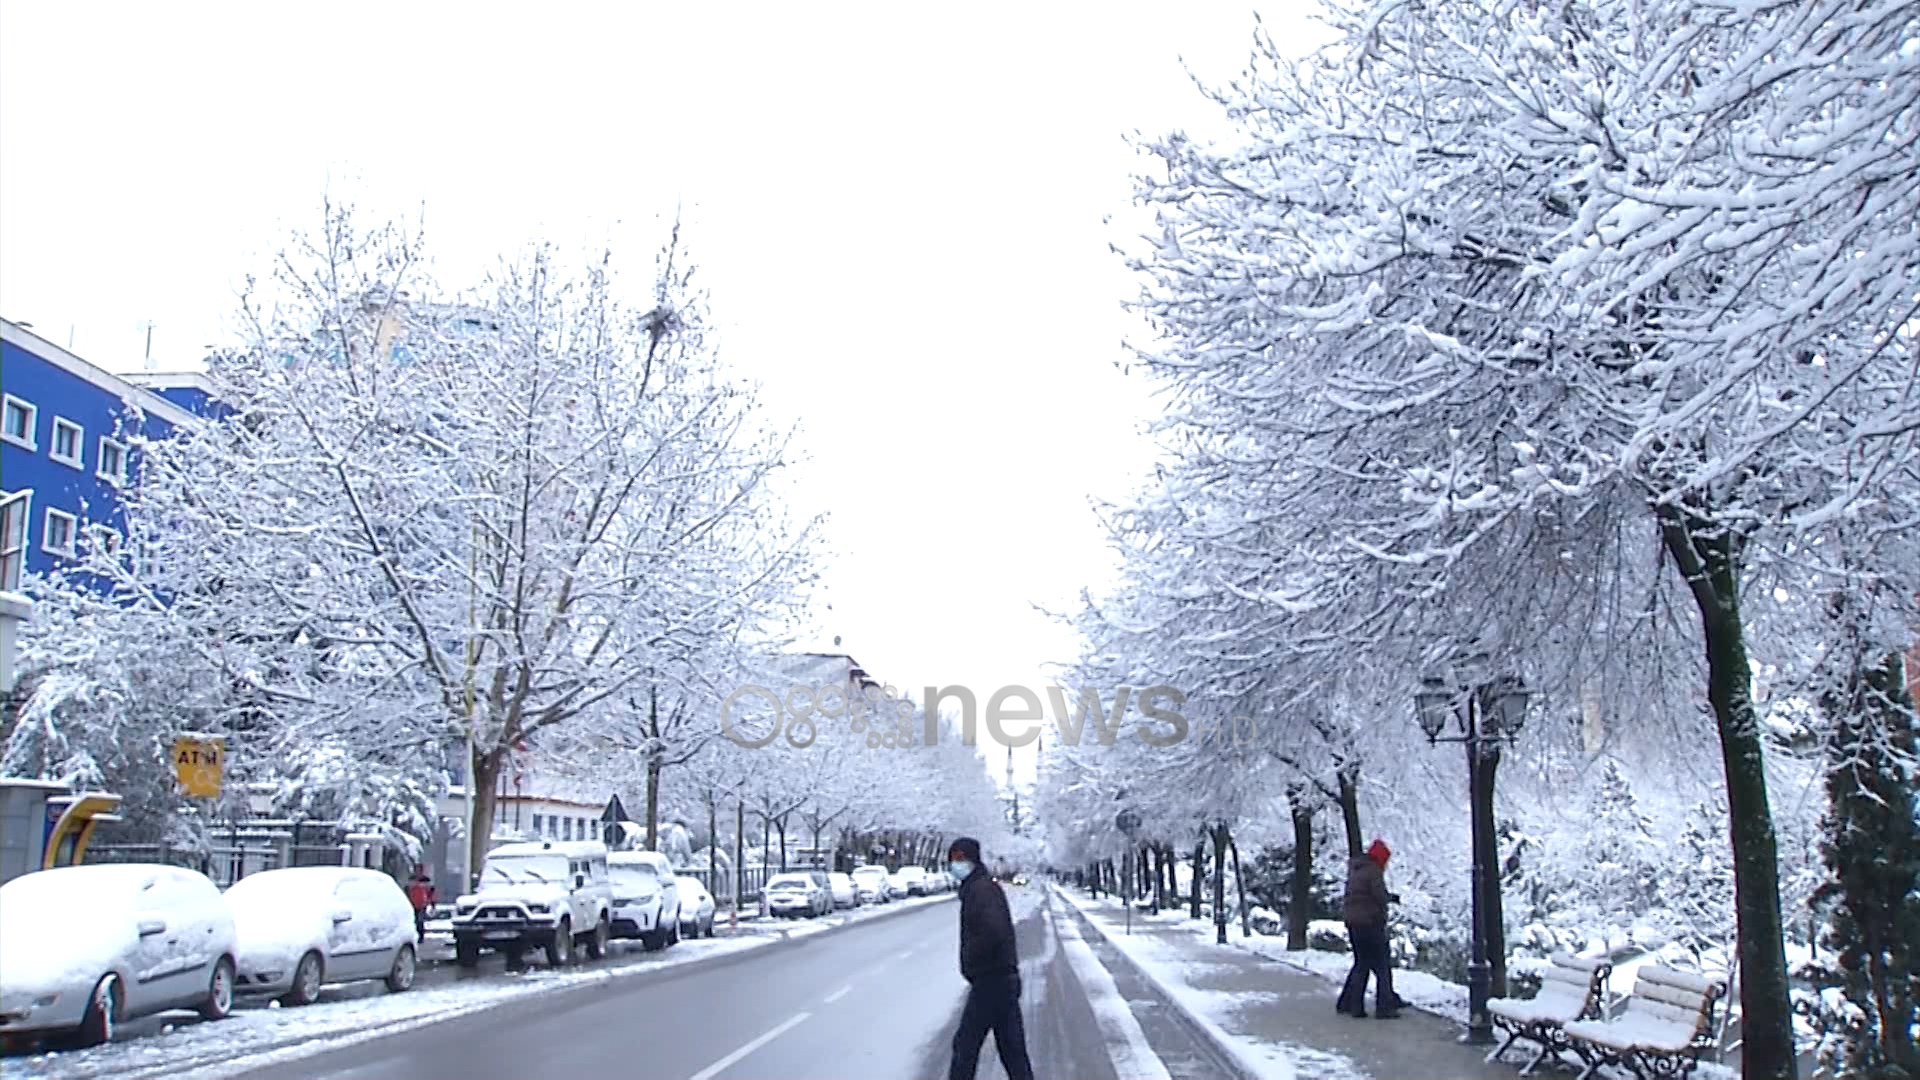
[405,866,436,943]
[1336,839,1402,1019]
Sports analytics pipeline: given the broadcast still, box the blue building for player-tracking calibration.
[0,320,216,690]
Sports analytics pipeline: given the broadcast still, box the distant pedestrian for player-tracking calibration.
[405,865,436,943]
[1337,838,1401,1019]
[947,837,1035,1080]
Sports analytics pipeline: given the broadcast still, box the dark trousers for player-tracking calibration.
[950,974,1034,1080]
[1337,922,1396,1014]
[414,908,427,943]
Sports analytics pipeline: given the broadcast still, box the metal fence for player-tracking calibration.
[675,863,772,908]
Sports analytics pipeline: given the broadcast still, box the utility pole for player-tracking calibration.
[139,320,156,368]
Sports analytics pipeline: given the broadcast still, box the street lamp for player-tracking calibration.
[1413,660,1531,1045]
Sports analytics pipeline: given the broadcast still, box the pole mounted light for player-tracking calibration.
[1412,658,1532,1046]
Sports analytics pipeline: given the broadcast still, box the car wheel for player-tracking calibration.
[386,944,416,993]
[76,974,120,1047]
[455,939,480,968]
[281,951,324,1007]
[198,957,235,1021]
[667,921,679,946]
[545,920,574,967]
[587,916,609,960]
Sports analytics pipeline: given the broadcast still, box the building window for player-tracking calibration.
[42,508,76,557]
[0,490,30,592]
[1,396,35,450]
[87,525,121,558]
[49,418,83,468]
[532,814,544,836]
[97,437,127,485]
[563,817,575,841]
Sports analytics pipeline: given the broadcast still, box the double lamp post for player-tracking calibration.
[1414,658,1531,1046]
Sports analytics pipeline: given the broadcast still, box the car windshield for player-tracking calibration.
[484,855,568,885]
[767,875,810,889]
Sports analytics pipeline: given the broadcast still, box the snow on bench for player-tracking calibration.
[1486,951,1611,1075]
[1559,964,1724,1080]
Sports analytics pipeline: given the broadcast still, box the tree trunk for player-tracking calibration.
[1190,841,1204,918]
[1474,743,1509,998]
[1289,785,1314,951]
[1230,837,1250,937]
[1660,504,1797,1080]
[1163,845,1178,905]
[734,797,745,912]
[1337,760,1363,859]
[467,745,504,891]
[645,759,662,851]
[707,792,718,892]
[1211,826,1230,944]
[776,817,789,871]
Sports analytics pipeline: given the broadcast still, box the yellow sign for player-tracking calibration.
[173,736,225,798]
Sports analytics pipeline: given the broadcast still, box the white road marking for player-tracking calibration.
[688,1011,811,1080]
[825,984,852,1003]
[1054,917,1175,1080]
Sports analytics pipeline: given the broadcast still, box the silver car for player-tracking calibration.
[764,872,830,917]
[0,864,238,1048]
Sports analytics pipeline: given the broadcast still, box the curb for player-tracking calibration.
[1050,884,1263,1080]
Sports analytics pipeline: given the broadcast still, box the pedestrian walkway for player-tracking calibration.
[1055,887,1522,1080]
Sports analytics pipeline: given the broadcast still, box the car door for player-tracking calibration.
[140,871,210,1010]
[121,870,172,1016]
[328,875,385,981]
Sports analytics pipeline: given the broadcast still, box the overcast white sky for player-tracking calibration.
[1,2,1326,789]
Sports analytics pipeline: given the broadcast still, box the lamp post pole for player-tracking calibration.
[1416,664,1529,1048]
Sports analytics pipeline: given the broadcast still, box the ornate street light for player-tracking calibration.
[1412,661,1533,1046]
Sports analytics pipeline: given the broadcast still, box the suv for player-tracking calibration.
[451,840,613,968]
[607,851,682,951]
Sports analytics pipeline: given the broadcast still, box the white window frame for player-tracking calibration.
[97,436,128,485]
[42,507,76,557]
[0,489,31,592]
[49,417,84,469]
[1,395,35,451]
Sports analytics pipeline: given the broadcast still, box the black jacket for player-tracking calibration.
[1342,855,1390,928]
[957,866,1019,984]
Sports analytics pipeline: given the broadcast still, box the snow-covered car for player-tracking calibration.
[607,851,681,951]
[0,864,237,1048]
[894,865,931,896]
[225,867,416,1006]
[850,865,890,904]
[451,840,613,967]
[764,872,830,917]
[827,872,858,909]
[673,876,715,939]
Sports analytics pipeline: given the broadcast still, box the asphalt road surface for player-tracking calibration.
[229,885,1115,1080]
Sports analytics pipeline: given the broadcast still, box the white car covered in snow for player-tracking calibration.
[850,865,891,904]
[607,851,681,950]
[673,875,716,939]
[451,840,613,967]
[0,864,237,1048]
[226,867,417,1006]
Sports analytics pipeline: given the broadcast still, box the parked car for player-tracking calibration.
[895,865,931,896]
[227,866,417,1006]
[607,851,682,950]
[850,865,891,904]
[764,872,831,917]
[674,876,716,939]
[0,864,237,1048]
[827,872,858,909]
[450,840,613,968]
[886,869,913,899]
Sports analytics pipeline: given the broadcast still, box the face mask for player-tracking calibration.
[949,860,973,880]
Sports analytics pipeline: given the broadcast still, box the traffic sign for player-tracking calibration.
[173,736,225,798]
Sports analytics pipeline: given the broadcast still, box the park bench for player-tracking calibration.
[1559,964,1725,1080]
[1485,952,1612,1075]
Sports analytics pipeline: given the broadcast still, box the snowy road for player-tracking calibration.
[231,886,1116,1080]
[4,885,1140,1080]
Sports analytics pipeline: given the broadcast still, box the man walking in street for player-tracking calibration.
[948,836,1035,1080]
[1337,838,1401,1019]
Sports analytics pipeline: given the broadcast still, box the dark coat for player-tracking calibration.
[957,866,1019,984]
[1342,855,1390,928]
